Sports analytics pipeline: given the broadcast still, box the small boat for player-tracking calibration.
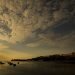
[7,62,16,67]
[7,62,13,65]
[17,62,19,64]
[13,64,16,67]
[0,61,5,64]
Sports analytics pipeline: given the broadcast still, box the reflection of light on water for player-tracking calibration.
[0,62,8,69]
[0,61,13,70]
[0,62,75,75]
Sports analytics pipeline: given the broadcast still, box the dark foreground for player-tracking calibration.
[0,62,75,75]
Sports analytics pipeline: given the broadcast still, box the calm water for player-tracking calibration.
[0,62,75,75]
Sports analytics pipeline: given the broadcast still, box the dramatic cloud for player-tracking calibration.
[0,0,75,58]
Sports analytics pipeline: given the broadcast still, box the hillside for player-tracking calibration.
[11,52,75,63]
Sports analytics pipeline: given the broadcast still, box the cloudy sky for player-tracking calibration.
[0,0,75,60]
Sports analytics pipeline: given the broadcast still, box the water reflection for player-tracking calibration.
[0,62,75,75]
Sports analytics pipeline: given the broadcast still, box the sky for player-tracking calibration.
[0,0,75,60]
